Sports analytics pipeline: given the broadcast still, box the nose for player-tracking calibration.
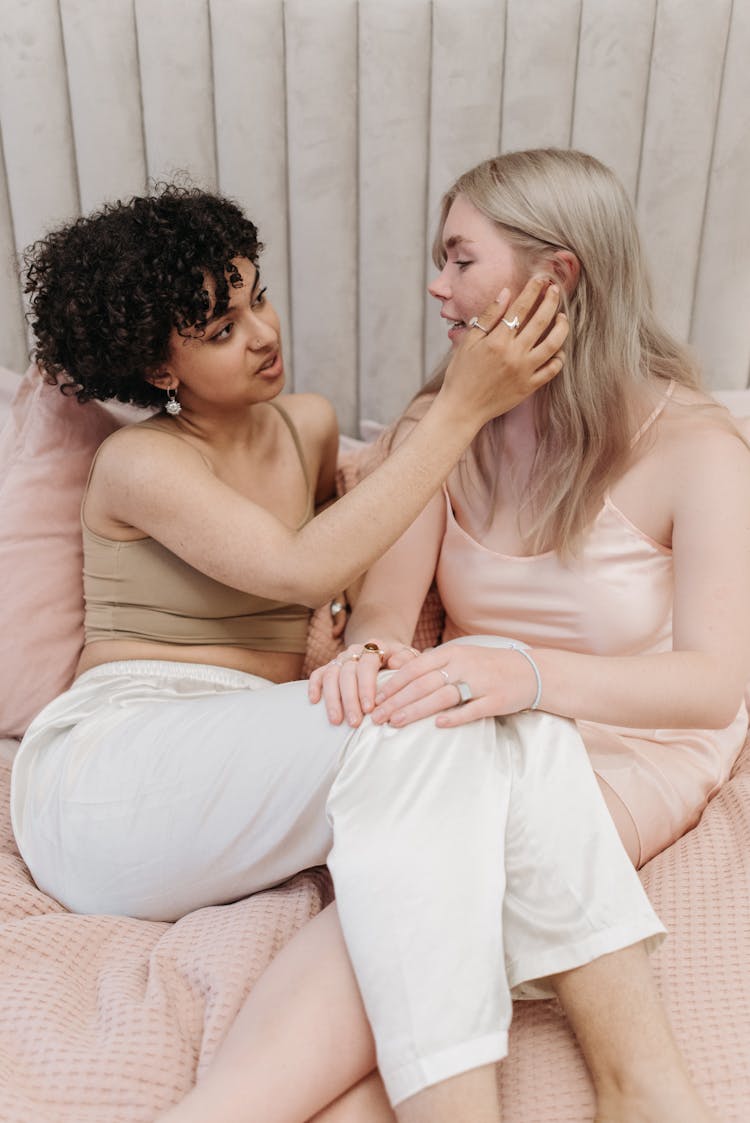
[428,265,450,301]
[247,309,277,351]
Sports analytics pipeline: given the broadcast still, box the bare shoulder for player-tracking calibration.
[276,392,338,445]
[275,392,339,502]
[91,420,210,490]
[661,387,749,459]
[660,388,750,504]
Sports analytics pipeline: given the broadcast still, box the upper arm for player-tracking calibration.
[280,392,340,507]
[671,426,750,696]
[93,428,313,603]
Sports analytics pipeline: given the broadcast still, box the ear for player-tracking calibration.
[548,249,580,295]
[144,369,179,391]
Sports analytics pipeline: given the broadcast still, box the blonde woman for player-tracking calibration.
[159,151,749,1123]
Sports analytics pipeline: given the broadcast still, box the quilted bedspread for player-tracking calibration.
[0,735,748,1121]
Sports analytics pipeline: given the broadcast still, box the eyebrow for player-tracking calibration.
[203,267,261,326]
[442,234,475,251]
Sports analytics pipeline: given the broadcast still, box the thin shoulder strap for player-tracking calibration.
[269,401,314,521]
[630,380,675,448]
[80,437,111,523]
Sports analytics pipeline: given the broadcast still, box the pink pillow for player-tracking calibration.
[0,366,121,738]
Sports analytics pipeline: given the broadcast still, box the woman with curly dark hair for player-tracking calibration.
[10,184,667,1123]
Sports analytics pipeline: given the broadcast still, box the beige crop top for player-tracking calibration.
[82,403,314,653]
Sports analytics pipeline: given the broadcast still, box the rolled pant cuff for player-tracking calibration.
[507,917,667,1000]
[383,1030,509,1107]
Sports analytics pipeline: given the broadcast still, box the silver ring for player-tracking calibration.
[467,316,490,334]
[330,599,346,619]
[501,315,520,331]
[330,657,344,667]
[438,668,450,684]
[452,681,473,705]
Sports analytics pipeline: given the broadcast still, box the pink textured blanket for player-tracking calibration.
[0,739,748,1121]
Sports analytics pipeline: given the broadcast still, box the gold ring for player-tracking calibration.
[362,641,386,667]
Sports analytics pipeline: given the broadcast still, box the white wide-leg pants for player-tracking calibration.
[11,659,664,1105]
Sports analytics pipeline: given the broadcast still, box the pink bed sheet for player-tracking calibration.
[0,739,748,1121]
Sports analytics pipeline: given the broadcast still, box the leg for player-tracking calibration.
[14,668,354,919]
[160,703,512,1123]
[309,1072,394,1123]
[551,944,718,1122]
[551,781,716,1121]
[499,709,714,1122]
[326,708,513,1114]
[309,1070,501,1123]
[157,901,497,1123]
[158,904,378,1123]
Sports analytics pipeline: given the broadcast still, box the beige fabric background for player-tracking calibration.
[0,0,748,434]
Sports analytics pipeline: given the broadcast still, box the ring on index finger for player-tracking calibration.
[501,315,520,331]
[467,316,490,335]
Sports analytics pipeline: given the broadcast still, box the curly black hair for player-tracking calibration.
[23,184,264,408]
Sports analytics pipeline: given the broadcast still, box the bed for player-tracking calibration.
[1,363,749,1121]
[1,1,749,1117]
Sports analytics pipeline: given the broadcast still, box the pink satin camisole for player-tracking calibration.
[435,391,748,864]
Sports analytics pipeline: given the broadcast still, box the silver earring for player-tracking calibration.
[165,387,182,416]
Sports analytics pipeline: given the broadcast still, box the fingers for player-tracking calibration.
[435,699,489,728]
[307,663,327,703]
[500,275,553,336]
[375,648,441,702]
[371,672,459,726]
[311,644,387,726]
[331,613,348,639]
[464,287,512,337]
[386,644,420,670]
[532,348,565,389]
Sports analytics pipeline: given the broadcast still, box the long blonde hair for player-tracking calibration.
[399,148,702,556]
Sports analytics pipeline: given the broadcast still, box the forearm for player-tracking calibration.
[291,398,467,606]
[346,597,418,649]
[533,648,747,730]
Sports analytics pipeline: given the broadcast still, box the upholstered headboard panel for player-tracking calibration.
[0,0,748,434]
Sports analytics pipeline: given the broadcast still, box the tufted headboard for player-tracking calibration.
[0,0,748,435]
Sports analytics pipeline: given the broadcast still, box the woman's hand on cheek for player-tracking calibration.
[371,644,541,728]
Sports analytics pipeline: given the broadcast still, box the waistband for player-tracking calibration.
[74,660,273,691]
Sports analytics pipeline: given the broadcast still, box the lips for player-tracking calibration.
[446,319,467,344]
[257,351,283,378]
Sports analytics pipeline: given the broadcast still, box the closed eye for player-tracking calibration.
[252,285,268,308]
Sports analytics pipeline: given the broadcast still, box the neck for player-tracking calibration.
[163,399,271,451]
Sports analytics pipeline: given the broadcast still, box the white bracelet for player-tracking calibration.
[507,642,542,711]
